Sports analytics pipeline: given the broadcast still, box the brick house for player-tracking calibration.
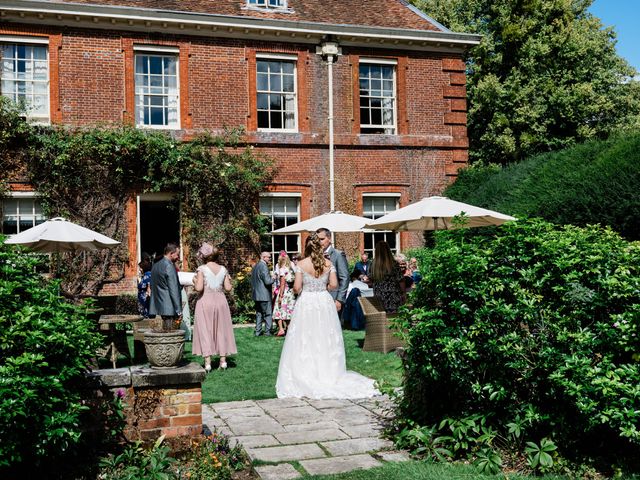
[0,0,479,293]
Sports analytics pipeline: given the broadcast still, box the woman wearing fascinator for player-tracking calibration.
[272,250,296,336]
[192,242,237,372]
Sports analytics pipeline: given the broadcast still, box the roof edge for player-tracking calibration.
[399,0,451,33]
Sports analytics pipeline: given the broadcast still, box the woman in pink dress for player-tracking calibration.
[192,243,237,372]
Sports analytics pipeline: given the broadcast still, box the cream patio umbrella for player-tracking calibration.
[4,217,120,252]
[364,196,516,231]
[270,211,372,234]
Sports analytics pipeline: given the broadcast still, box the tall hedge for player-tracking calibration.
[444,132,640,240]
[0,240,102,472]
[399,219,640,471]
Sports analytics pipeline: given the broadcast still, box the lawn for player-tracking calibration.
[183,327,403,403]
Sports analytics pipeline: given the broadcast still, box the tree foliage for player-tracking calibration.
[412,0,640,164]
[444,131,640,240]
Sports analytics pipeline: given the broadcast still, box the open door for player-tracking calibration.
[139,197,180,261]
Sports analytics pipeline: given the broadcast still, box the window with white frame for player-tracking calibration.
[259,194,300,264]
[248,0,287,9]
[2,195,45,235]
[134,49,179,128]
[359,59,396,134]
[256,56,297,131]
[363,195,399,256]
[0,41,49,122]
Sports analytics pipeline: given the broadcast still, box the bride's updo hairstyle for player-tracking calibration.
[306,233,325,277]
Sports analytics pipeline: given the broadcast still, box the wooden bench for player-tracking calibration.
[357,296,405,354]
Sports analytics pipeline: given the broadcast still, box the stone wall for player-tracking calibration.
[88,362,206,441]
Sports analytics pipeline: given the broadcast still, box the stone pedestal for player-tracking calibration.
[88,362,206,441]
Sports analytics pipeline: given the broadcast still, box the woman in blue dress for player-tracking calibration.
[137,254,152,318]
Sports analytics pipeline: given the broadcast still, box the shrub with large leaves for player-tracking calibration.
[399,219,640,472]
[0,239,102,471]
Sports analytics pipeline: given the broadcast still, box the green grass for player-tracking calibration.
[185,327,403,403]
[113,327,402,403]
[302,460,567,480]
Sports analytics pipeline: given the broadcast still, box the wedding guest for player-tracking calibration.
[346,268,373,298]
[137,253,152,318]
[354,252,371,279]
[370,241,406,313]
[410,257,422,285]
[192,243,237,372]
[396,253,414,290]
[273,251,296,336]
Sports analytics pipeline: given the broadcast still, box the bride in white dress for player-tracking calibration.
[276,234,380,399]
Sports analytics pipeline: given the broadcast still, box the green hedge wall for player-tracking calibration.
[399,219,640,471]
[444,132,640,240]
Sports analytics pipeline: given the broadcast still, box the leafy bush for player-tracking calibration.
[397,219,640,474]
[229,264,255,324]
[0,239,103,472]
[444,132,640,240]
[98,436,175,480]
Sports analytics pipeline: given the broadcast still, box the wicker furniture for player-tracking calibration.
[358,296,404,353]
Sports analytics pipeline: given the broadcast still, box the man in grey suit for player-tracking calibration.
[251,251,274,336]
[149,243,183,331]
[316,228,349,314]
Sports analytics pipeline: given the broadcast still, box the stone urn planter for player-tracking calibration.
[143,330,185,369]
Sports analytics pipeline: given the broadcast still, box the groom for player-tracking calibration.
[316,228,349,313]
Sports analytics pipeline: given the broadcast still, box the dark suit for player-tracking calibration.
[327,246,349,306]
[251,259,274,335]
[354,260,371,276]
[149,256,182,319]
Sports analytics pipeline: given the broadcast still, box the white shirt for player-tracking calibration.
[347,279,373,298]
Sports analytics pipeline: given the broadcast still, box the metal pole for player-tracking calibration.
[328,55,335,212]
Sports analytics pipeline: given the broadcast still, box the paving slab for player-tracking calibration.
[247,443,326,462]
[230,434,280,448]
[320,437,394,456]
[283,420,342,432]
[339,423,383,438]
[274,428,348,445]
[306,398,355,409]
[322,405,377,426]
[216,406,266,419]
[254,463,302,480]
[256,397,308,409]
[269,405,326,425]
[377,450,412,462]
[225,416,286,435]
[300,454,382,476]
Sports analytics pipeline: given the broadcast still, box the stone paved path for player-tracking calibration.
[202,395,411,479]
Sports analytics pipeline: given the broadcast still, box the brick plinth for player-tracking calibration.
[88,362,206,441]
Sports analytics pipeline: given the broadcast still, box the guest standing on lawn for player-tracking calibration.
[192,243,236,372]
[137,253,152,318]
[370,241,407,313]
[149,243,183,330]
[273,251,296,336]
[251,251,274,336]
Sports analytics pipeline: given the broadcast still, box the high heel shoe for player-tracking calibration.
[219,361,227,370]
[204,364,212,373]
[276,330,285,337]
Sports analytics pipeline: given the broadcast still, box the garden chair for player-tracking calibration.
[358,296,404,353]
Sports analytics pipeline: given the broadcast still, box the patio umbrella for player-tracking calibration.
[5,217,120,253]
[364,196,516,231]
[270,211,372,234]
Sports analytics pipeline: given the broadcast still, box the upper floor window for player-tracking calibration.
[134,49,179,128]
[248,0,287,9]
[256,56,297,131]
[359,59,396,134]
[2,195,45,235]
[0,41,49,122]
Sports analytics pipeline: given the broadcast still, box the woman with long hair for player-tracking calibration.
[273,251,296,336]
[276,233,379,399]
[370,241,406,313]
[192,243,237,372]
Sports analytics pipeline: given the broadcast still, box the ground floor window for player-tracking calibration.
[1,195,45,235]
[260,194,300,265]
[362,194,399,256]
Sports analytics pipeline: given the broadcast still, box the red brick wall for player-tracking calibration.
[2,24,469,293]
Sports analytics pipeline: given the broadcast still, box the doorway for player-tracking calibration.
[139,199,180,261]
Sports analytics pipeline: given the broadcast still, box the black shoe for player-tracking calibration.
[265,332,273,336]
[254,332,262,337]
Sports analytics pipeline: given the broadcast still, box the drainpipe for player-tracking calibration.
[317,40,341,212]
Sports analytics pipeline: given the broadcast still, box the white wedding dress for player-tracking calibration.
[276,266,380,399]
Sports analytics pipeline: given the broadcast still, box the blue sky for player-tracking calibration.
[589,0,639,72]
